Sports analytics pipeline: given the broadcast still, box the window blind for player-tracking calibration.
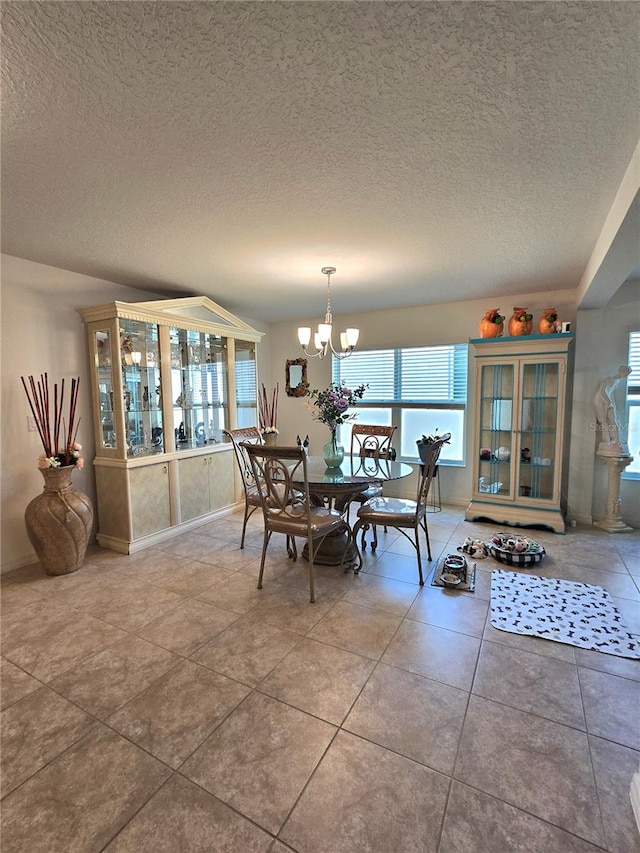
[334,343,468,404]
[628,330,640,394]
[235,359,256,407]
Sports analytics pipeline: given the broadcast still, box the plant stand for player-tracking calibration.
[420,463,442,512]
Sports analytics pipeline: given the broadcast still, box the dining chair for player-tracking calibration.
[346,424,397,549]
[352,433,450,585]
[243,444,351,603]
[223,427,263,548]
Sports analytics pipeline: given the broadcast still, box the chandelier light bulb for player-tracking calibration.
[318,323,332,344]
[298,327,311,348]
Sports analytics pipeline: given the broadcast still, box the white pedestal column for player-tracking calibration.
[632,759,640,835]
[593,453,634,533]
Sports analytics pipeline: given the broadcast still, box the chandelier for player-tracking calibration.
[297,266,359,359]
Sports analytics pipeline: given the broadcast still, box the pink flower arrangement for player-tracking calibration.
[306,382,368,431]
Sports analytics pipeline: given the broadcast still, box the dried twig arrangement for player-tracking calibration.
[258,383,279,432]
[21,373,82,465]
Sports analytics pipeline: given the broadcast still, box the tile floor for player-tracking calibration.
[1,507,639,852]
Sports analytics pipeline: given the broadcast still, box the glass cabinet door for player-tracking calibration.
[234,339,257,431]
[478,362,514,497]
[119,319,164,458]
[518,362,559,501]
[95,329,116,451]
[170,328,229,449]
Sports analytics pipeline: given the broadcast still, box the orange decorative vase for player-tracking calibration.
[479,309,504,338]
[508,308,533,337]
[24,466,93,575]
[538,308,560,334]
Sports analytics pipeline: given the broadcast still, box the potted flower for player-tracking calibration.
[306,381,368,466]
[21,373,93,574]
[416,430,450,464]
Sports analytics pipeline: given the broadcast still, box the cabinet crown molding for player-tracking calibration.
[78,296,264,342]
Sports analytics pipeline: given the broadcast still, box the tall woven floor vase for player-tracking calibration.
[24,466,93,575]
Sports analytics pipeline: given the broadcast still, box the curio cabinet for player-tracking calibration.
[78,297,263,552]
[465,333,574,533]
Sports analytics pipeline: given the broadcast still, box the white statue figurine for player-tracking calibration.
[593,365,632,456]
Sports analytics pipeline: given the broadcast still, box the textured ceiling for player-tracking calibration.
[1,1,639,323]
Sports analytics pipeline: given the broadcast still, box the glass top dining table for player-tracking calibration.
[291,455,415,568]
[298,454,415,499]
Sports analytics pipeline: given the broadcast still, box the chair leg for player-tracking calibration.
[351,520,365,573]
[257,530,272,590]
[307,539,316,604]
[421,517,433,562]
[240,505,259,549]
[341,524,361,575]
[414,525,425,586]
[286,535,297,560]
[240,503,250,549]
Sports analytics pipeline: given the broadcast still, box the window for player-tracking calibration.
[624,330,640,478]
[333,343,468,463]
[234,341,257,429]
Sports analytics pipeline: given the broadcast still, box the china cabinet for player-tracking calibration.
[78,297,262,552]
[465,333,574,533]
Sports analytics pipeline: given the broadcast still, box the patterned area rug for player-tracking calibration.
[490,570,640,659]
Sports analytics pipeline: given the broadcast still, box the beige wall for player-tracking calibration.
[0,254,268,571]
[2,252,636,572]
[270,290,579,506]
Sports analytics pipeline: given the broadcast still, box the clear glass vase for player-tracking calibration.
[322,429,344,468]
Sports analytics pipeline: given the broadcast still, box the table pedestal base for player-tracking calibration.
[302,529,358,568]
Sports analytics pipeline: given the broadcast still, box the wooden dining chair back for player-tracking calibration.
[347,424,397,548]
[352,433,450,585]
[243,444,350,603]
[223,427,263,548]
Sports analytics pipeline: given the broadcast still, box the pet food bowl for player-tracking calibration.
[443,554,467,574]
[441,573,462,588]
